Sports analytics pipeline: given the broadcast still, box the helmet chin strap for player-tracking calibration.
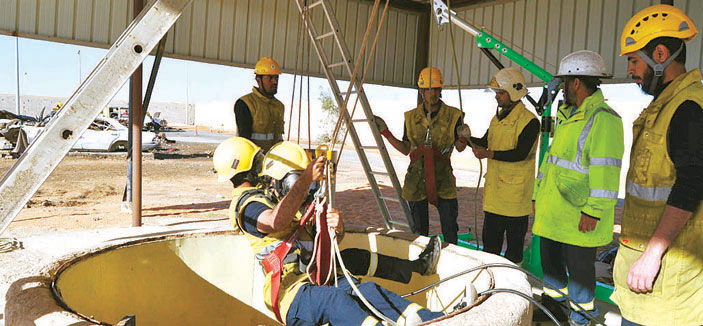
[636,43,684,93]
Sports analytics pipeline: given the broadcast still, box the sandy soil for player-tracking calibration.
[1,140,621,248]
[0,141,485,239]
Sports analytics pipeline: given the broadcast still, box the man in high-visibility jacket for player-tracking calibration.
[470,67,539,263]
[214,139,445,325]
[532,50,624,326]
[375,67,470,244]
[234,57,285,152]
[613,5,703,326]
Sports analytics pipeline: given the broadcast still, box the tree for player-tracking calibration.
[317,87,345,143]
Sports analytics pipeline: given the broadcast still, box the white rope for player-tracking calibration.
[444,0,483,248]
[332,235,397,326]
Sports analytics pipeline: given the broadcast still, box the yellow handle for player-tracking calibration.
[316,145,331,160]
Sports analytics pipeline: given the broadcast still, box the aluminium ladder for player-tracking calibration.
[293,0,413,230]
[0,0,191,235]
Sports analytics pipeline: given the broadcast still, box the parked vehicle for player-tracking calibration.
[19,117,159,152]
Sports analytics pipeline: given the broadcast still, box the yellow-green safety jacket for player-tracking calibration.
[403,102,462,201]
[483,101,539,217]
[533,89,624,247]
[238,87,285,152]
[611,69,703,326]
[229,187,311,322]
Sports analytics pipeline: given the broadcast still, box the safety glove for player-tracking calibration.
[457,124,471,143]
[373,115,392,138]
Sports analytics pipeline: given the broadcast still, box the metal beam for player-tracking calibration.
[361,0,428,12]
[0,0,191,235]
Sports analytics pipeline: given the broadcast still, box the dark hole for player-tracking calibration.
[643,17,649,21]
[62,129,73,140]
[652,13,658,18]
[134,44,143,54]
[636,22,641,27]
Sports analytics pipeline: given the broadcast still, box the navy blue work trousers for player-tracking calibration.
[286,276,444,325]
[540,237,598,325]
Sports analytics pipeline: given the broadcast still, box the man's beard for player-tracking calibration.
[635,66,655,96]
[564,82,577,106]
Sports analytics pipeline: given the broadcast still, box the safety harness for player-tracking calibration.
[249,163,335,324]
[409,144,452,206]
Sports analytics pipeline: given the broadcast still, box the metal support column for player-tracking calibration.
[130,0,144,227]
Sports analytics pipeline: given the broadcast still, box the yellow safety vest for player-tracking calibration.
[612,69,703,326]
[238,87,285,152]
[403,102,462,201]
[483,102,538,217]
[533,89,624,247]
[230,187,311,322]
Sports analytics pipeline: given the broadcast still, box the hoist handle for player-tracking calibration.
[315,144,332,160]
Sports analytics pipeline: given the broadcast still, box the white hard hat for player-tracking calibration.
[556,50,612,78]
[487,67,528,101]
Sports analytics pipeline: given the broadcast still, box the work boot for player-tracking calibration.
[417,236,441,275]
[533,295,569,323]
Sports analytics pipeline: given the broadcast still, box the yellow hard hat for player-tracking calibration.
[417,67,444,88]
[620,4,697,56]
[488,67,528,101]
[213,137,262,182]
[254,57,282,75]
[260,141,311,180]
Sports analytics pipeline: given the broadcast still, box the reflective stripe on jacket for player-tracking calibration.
[533,89,624,247]
[611,69,703,326]
[230,187,311,321]
[483,101,539,217]
[402,102,462,201]
[238,87,285,152]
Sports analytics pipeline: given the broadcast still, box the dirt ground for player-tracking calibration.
[1,140,621,250]
[0,140,477,237]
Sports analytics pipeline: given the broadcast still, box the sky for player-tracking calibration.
[0,33,655,149]
[0,33,653,111]
[0,36,656,133]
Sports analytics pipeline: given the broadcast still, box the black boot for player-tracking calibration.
[415,236,441,275]
[533,295,569,323]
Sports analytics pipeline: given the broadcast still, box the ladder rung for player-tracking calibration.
[351,119,369,123]
[316,31,335,40]
[380,196,400,202]
[308,0,323,9]
[339,90,357,96]
[360,146,379,150]
[371,171,389,176]
[327,61,346,69]
[389,220,410,228]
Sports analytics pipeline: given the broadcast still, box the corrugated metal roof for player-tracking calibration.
[432,0,703,88]
[0,0,422,88]
[2,0,702,88]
